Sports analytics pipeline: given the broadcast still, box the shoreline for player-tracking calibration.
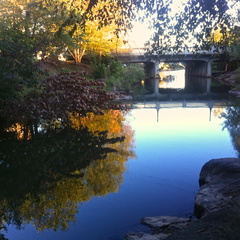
[126,158,240,240]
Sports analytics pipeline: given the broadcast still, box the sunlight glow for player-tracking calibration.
[127,0,189,48]
[128,21,153,48]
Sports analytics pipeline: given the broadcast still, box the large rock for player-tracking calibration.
[194,158,240,218]
[126,158,240,240]
[164,207,240,240]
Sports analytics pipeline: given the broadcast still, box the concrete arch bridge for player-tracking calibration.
[114,47,227,94]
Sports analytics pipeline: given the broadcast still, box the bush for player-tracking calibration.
[105,63,146,95]
[86,54,146,95]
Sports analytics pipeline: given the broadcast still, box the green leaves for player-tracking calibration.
[105,62,146,95]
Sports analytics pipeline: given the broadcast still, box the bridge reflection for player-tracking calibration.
[130,100,229,122]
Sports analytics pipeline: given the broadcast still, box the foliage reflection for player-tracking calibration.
[0,110,135,238]
[222,100,240,157]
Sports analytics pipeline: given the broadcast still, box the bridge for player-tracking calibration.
[114,47,227,94]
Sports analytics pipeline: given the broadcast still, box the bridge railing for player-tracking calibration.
[113,48,147,56]
[113,46,224,56]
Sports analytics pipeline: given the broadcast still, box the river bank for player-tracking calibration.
[217,69,240,96]
[126,158,240,240]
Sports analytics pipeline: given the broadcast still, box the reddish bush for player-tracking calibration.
[6,71,121,126]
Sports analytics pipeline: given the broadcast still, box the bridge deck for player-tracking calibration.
[115,47,225,63]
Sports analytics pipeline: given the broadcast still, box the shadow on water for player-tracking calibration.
[0,110,135,239]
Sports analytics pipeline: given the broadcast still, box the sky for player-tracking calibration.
[128,21,153,48]
[128,0,188,47]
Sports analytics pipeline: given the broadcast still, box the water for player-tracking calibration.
[159,69,185,89]
[2,100,237,240]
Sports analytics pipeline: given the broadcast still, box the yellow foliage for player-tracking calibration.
[209,25,231,44]
[70,110,125,133]
[213,107,225,118]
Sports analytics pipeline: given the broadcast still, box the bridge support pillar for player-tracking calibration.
[206,78,211,93]
[153,61,160,94]
[205,61,212,93]
[206,61,212,77]
[154,78,160,94]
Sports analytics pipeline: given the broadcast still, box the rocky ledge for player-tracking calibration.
[126,158,240,240]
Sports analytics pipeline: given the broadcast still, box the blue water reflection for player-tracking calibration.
[5,103,236,240]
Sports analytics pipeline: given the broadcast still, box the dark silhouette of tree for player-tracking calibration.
[148,0,237,54]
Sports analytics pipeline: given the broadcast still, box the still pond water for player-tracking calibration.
[3,98,238,240]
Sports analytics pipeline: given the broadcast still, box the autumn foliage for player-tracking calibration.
[6,71,122,127]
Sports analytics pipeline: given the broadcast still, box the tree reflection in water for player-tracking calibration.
[0,110,135,238]
[222,99,240,157]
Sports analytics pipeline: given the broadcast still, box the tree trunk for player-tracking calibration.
[68,48,86,64]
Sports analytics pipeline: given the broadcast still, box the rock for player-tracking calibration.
[126,232,169,240]
[194,158,240,218]
[164,207,240,240]
[217,70,239,87]
[228,88,240,96]
[142,216,193,233]
[125,216,194,240]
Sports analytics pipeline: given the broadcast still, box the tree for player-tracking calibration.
[0,21,40,128]
[228,26,240,60]
[65,20,122,64]
[0,28,37,96]
[148,0,239,54]
[0,0,58,122]
[0,0,150,57]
